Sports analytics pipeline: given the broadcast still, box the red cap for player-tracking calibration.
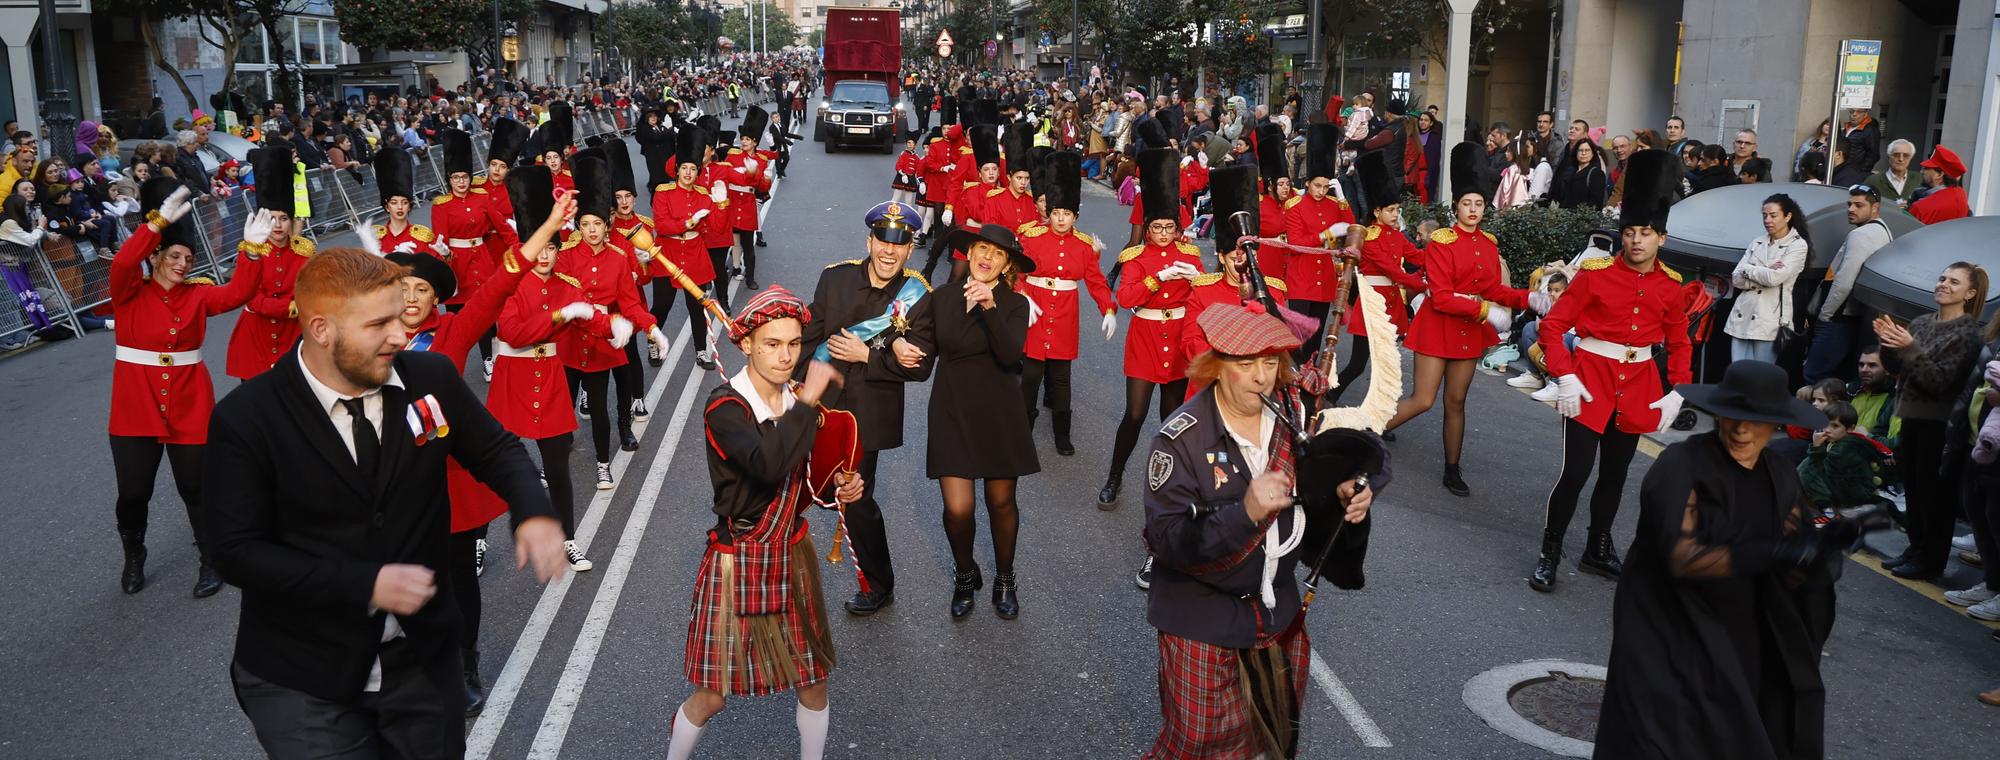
[1196,303,1302,357]
[1922,145,1966,178]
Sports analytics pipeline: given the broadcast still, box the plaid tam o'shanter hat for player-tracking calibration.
[728,285,812,342]
[1197,302,1302,357]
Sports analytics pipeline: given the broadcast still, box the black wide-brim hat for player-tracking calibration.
[1677,360,1825,429]
[945,223,1035,275]
[384,251,458,302]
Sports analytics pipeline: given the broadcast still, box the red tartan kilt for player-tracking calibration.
[1145,627,1311,760]
[683,534,835,697]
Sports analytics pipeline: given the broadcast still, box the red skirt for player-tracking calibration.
[683,534,836,697]
[1145,626,1311,760]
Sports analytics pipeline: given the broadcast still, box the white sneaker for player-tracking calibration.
[647,338,662,362]
[1946,583,1998,607]
[1530,383,1560,403]
[1953,533,1979,553]
[1507,374,1545,390]
[565,540,595,572]
[632,398,649,419]
[596,462,614,490]
[474,538,488,577]
[482,357,495,382]
[1968,595,2000,622]
[695,348,718,370]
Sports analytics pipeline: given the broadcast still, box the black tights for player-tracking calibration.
[941,477,1020,575]
[708,247,733,309]
[1019,358,1073,416]
[1542,416,1641,542]
[566,368,613,463]
[109,436,204,552]
[735,229,758,284]
[1325,332,1371,405]
[615,341,644,415]
[1106,377,1189,482]
[538,433,578,535]
[652,282,711,352]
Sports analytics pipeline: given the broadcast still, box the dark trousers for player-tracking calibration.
[109,435,204,553]
[566,368,613,463]
[449,531,484,652]
[1802,315,1863,384]
[1543,415,1641,542]
[1019,358,1073,416]
[735,229,759,284]
[1899,418,1954,570]
[614,341,644,416]
[232,653,464,760]
[708,247,734,309]
[653,281,711,352]
[921,227,955,283]
[844,451,894,594]
[914,107,931,135]
[1325,333,1373,405]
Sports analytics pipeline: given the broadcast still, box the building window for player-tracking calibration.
[236,27,268,65]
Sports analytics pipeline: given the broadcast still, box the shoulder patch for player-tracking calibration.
[411,225,436,243]
[1283,196,1303,209]
[1264,275,1288,291]
[434,194,453,206]
[472,176,489,186]
[1364,224,1382,242]
[961,180,980,189]
[559,234,582,251]
[471,187,488,195]
[1660,262,1684,283]
[635,214,653,226]
[371,224,387,238]
[184,276,216,287]
[1116,245,1147,264]
[1162,411,1198,440]
[1191,272,1225,287]
[1076,231,1097,246]
[554,272,582,288]
[1578,257,1613,271]
[901,269,933,290]
[1019,224,1048,238]
[1429,228,1459,245]
[985,187,1005,198]
[1148,450,1175,492]
[692,185,710,195]
[293,238,316,257]
[1480,230,1497,244]
[825,258,864,270]
[655,184,673,193]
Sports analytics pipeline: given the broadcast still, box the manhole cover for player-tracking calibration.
[1506,672,1603,741]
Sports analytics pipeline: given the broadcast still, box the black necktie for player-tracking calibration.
[340,397,379,478]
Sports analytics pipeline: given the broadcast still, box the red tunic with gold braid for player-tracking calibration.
[1114,241,1204,384]
[1256,193,1290,285]
[431,188,518,306]
[918,136,955,208]
[1536,256,1692,434]
[1404,225,1529,360]
[373,221,438,257]
[110,225,265,444]
[1345,222,1428,337]
[490,270,612,443]
[224,236,312,380]
[611,212,660,290]
[1279,193,1356,303]
[650,181,720,285]
[1018,225,1115,362]
[719,148,773,232]
[698,163,737,250]
[554,235,659,373]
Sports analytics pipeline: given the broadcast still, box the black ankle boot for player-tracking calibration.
[619,417,640,452]
[118,530,147,594]
[1529,530,1562,593]
[1097,474,1121,510]
[1579,531,1624,578]
[992,572,1019,619]
[1053,412,1075,456]
[1442,464,1470,498]
[462,649,487,717]
[192,561,224,598]
[950,566,983,619]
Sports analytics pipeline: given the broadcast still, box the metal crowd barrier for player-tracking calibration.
[0,240,86,345]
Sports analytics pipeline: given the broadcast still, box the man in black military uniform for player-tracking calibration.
[800,200,936,616]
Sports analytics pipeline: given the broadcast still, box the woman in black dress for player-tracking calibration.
[900,224,1041,619]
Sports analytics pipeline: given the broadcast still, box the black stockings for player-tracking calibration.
[109,436,204,551]
[1543,416,1640,540]
[941,477,1020,575]
[566,368,613,463]
[1107,377,1189,482]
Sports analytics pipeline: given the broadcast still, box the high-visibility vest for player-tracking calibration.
[291,161,311,219]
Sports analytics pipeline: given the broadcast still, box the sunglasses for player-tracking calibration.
[1848,184,1880,201]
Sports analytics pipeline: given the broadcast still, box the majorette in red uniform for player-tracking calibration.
[685,115,737,302]
[539,100,578,195]
[109,178,266,597]
[1016,151,1115,456]
[432,130,521,313]
[916,126,955,229]
[591,138,661,422]
[1528,150,1691,593]
[1100,148,1201,509]
[371,149,440,257]
[474,116,531,286]
[1384,142,1527,497]
[891,131,923,203]
[1251,124,1294,286]
[651,126,723,369]
[1280,122,1359,356]
[1327,149,1428,405]
[557,152,664,487]
[1180,166,1290,399]
[721,106,776,288]
[976,128,1041,235]
[224,144,311,380]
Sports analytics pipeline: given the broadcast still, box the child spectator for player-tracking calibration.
[1512,270,1574,400]
[1799,401,1881,518]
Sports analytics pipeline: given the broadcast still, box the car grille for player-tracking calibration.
[843,113,873,126]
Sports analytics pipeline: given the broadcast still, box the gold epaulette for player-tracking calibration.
[727,148,744,156]
[293,238,316,257]
[826,258,864,269]
[559,234,583,251]
[1337,198,1350,208]
[962,180,980,189]
[1264,275,1288,291]
[693,185,710,195]
[1365,224,1382,242]
[555,272,582,288]
[958,146,972,154]
[471,187,488,195]
[1018,224,1048,238]
[473,176,489,186]
[184,276,216,286]
[1076,231,1097,247]
[1661,262,1684,283]
[1116,245,1146,263]
[1481,230,1497,243]
[1190,272,1225,287]
[986,187,1006,198]
[902,268,932,290]
[656,184,674,193]
[410,225,436,244]
[1175,241,1200,256]
[502,246,521,273]
[371,224,387,239]
[634,214,653,227]
[434,194,454,205]
[238,241,272,257]
[1578,257,1613,271]
[1430,228,1459,245]
[1283,196,1303,209]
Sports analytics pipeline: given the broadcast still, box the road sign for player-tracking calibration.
[937,43,952,58]
[1838,39,1880,109]
[936,29,954,47]
[502,37,519,62]
[984,39,997,58]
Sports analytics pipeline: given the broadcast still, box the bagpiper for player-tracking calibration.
[1183,165,1290,379]
[1016,150,1116,456]
[1529,150,1692,592]
[558,152,666,488]
[224,143,312,380]
[650,125,725,370]
[1326,149,1427,405]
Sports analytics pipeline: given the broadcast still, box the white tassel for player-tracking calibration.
[1260,505,1307,608]
[1316,269,1402,435]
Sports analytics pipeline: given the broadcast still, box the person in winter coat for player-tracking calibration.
[1553,139,1608,209]
[1723,193,1811,364]
[1797,401,1881,512]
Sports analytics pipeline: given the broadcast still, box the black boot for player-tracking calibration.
[949,566,983,619]
[1097,474,1121,511]
[1053,412,1076,456]
[462,649,487,717]
[618,415,640,452]
[1442,464,1470,498]
[992,572,1019,619]
[1579,531,1624,578]
[756,233,768,248]
[192,561,224,598]
[1529,530,1562,593]
[118,530,147,594]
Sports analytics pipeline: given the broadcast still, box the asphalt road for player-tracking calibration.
[0,105,1995,758]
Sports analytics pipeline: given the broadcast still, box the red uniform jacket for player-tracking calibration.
[698,164,737,250]
[1178,158,1210,210]
[1404,225,1528,360]
[225,236,312,379]
[405,256,528,534]
[1256,193,1290,285]
[919,139,955,207]
[650,182,720,285]
[1280,194,1356,303]
[374,221,437,256]
[720,148,773,231]
[1346,223,1428,337]
[1537,256,1692,434]
[977,185,1039,233]
[550,167,576,195]
[555,236,659,373]
[1018,225,1115,361]
[490,271,613,443]
[1181,273,1288,398]
[1115,241,1204,383]
[432,189,519,306]
[110,225,264,444]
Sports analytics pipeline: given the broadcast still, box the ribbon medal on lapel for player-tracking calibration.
[406,393,451,445]
[890,299,910,335]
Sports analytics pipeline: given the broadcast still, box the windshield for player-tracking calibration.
[829,82,889,106]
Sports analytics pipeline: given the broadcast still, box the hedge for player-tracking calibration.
[1401,201,1615,288]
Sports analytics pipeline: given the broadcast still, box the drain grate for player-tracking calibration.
[1505,672,1604,742]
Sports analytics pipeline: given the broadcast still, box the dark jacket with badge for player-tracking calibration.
[1143,388,1385,648]
[800,259,936,452]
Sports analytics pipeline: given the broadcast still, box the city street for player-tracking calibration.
[1,108,1995,758]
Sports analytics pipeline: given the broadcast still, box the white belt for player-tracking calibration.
[447,236,485,247]
[1577,337,1653,364]
[1025,276,1078,291]
[1133,307,1186,321]
[726,184,754,193]
[116,346,202,367]
[495,340,559,359]
[1362,275,1395,287]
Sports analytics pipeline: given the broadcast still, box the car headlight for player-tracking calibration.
[875,114,892,124]
[825,112,840,121]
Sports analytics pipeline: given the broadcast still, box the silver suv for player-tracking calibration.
[814,80,903,153]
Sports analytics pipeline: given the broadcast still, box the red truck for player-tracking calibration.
[815,6,904,152]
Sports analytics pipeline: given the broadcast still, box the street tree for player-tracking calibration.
[718,1,800,51]
[100,0,203,112]
[941,0,1007,69]
[332,0,537,73]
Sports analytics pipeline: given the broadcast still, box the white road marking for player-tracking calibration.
[1310,649,1393,748]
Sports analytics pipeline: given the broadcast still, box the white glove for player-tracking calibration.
[1323,222,1350,243]
[742,157,758,171]
[1180,155,1195,168]
[1528,290,1554,315]
[689,208,710,225]
[243,208,275,245]
[1101,312,1118,341]
[647,325,669,351]
[1554,374,1594,419]
[609,315,635,348]
[393,241,418,254]
[432,240,454,259]
[941,209,954,227]
[1485,304,1513,334]
[156,186,194,224]
[712,181,728,198]
[1648,391,1685,434]
[506,218,518,232]
[557,302,596,322]
[1025,297,1042,326]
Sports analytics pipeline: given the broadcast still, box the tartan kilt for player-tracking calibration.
[1144,626,1312,760]
[683,535,837,697]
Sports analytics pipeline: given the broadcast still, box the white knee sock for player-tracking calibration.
[666,704,708,760]
[796,700,829,760]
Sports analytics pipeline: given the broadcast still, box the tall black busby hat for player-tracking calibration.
[1001,127,1033,176]
[1355,149,1402,218]
[489,117,530,166]
[1135,117,1169,152]
[940,95,959,126]
[1138,148,1181,224]
[251,144,296,214]
[969,125,1001,168]
[1045,150,1082,213]
[599,137,637,197]
[140,176,196,252]
[673,126,706,169]
[1209,165,1259,251]
[1305,122,1341,181]
[507,165,556,232]
[738,106,768,148]
[975,98,999,128]
[1619,149,1681,232]
[542,101,575,154]
[374,147,415,206]
[440,129,476,176]
[1450,142,1499,202]
[713,130,736,150]
[570,150,614,223]
[1027,145,1054,196]
[696,114,722,137]
[1254,123,1288,194]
